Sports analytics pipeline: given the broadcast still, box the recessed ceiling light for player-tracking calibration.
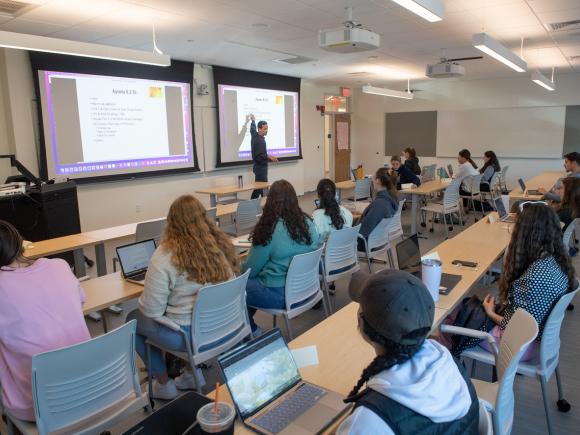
[187,39,194,43]
[368,55,379,61]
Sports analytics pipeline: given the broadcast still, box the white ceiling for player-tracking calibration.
[2,0,580,88]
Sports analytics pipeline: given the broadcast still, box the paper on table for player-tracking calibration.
[291,345,319,369]
[421,251,441,262]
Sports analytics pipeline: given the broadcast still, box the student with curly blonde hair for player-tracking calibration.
[127,195,238,400]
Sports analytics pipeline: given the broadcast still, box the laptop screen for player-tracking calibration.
[518,178,526,192]
[219,329,301,419]
[494,197,508,219]
[447,164,454,177]
[116,239,156,277]
[396,235,422,275]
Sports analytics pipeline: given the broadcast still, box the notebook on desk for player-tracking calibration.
[116,239,156,285]
[396,234,461,295]
[218,328,349,435]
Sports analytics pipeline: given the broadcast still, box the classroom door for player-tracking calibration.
[334,114,351,182]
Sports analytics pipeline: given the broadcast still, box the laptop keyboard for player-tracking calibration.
[130,271,146,281]
[251,384,327,434]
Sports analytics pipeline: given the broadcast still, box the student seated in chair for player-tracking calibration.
[403,147,421,176]
[555,177,580,233]
[243,180,319,335]
[441,203,575,360]
[479,150,501,192]
[312,178,353,241]
[0,221,90,421]
[390,155,421,188]
[539,152,580,203]
[338,269,479,434]
[357,168,398,251]
[126,195,238,400]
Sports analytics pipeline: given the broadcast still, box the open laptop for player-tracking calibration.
[351,168,359,180]
[396,234,461,295]
[116,239,156,285]
[447,164,454,177]
[218,329,350,435]
[438,167,449,179]
[518,178,541,196]
[493,197,516,223]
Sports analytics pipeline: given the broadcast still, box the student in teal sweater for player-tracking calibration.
[243,180,320,333]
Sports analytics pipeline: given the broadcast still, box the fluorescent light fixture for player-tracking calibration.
[531,70,555,91]
[362,84,414,99]
[391,0,444,22]
[0,30,170,66]
[472,33,526,73]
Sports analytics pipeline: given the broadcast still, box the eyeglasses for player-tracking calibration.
[519,200,549,212]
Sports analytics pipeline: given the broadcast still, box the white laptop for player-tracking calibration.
[218,329,350,435]
[494,197,516,223]
[116,239,156,285]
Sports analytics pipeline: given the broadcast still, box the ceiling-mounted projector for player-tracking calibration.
[319,6,379,53]
[319,27,380,53]
[426,62,465,78]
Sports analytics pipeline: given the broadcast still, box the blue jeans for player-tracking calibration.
[245,278,285,331]
[126,309,191,376]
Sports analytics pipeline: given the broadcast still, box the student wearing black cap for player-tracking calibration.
[338,270,479,434]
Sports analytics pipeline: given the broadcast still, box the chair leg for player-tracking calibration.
[387,249,395,269]
[470,359,477,378]
[322,295,329,317]
[555,366,572,412]
[366,252,372,273]
[284,316,294,340]
[273,315,277,328]
[539,375,554,435]
[443,214,449,239]
[322,279,334,314]
[146,343,154,402]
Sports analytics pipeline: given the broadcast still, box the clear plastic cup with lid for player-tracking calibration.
[196,402,236,435]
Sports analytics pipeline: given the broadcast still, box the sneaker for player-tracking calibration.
[151,378,178,400]
[252,326,264,338]
[175,370,197,391]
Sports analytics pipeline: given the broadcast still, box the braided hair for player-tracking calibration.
[316,179,344,230]
[345,315,429,402]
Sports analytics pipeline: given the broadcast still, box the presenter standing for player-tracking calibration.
[249,114,277,199]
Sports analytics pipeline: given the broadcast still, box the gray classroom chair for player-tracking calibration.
[320,225,361,313]
[499,165,510,192]
[420,178,463,238]
[251,248,326,339]
[221,198,261,236]
[442,309,539,435]
[146,270,252,396]
[4,321,150,435]
[358,217,395,272]
[460,174,485,220]
[388,199,406,243]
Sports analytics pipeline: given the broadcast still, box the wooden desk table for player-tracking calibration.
[335,180,356,202]
[509,170,565,203]
[23,234,97,277]
[196,182,269,207]
[408,179,451,235]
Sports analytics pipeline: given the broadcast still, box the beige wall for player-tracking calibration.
[351,73,580,186]
[0,49,337,231]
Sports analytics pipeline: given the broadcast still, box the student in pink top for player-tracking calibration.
[0,221,90,422]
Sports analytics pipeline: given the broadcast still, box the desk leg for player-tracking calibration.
[210,194,217,207]
[337,188,342,203]
[411,194,418,235]
[94,243,107,277]
[73,249,86,278]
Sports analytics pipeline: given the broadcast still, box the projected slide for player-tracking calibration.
[38,70,195,180]
[217,84,299,164]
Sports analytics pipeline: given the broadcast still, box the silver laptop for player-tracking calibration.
[396,234,461,295]
[116,239,156,285]
[493,197,516,223]
[518,178,541,196]
[218,329,350,435]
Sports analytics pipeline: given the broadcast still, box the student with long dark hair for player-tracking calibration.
[357,168,398,251]
[338,270,478,434]
[479,150,501,192]
[555,177,580,232]
[244,180,319,334]
[449,204,575,359]
[403,147,421,175]
[455,149,480,201]
[391,155,421,188]
[0,221,90,421]
[312,179,353,240]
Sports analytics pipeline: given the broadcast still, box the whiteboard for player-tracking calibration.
[437,106,565,158]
